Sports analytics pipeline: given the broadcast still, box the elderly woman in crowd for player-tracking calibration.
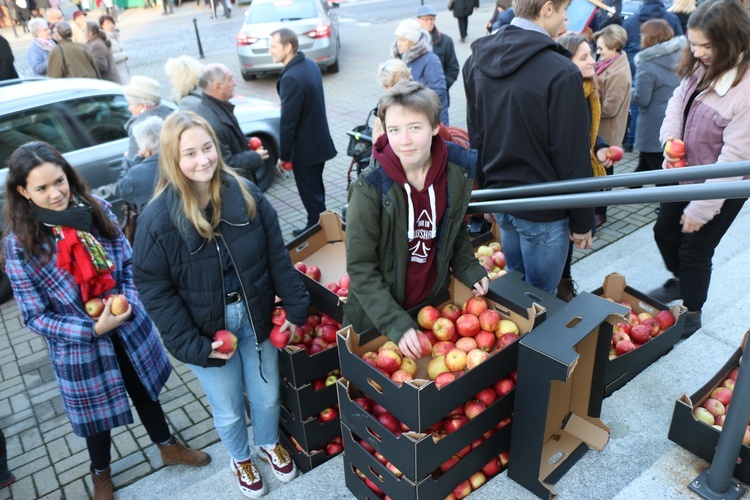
[391,18,449,125]
[164,55,204,111]
[99,14,129,84]
[117,116,163,212]
[84,20,120,84]
[593,24,632,227]
[47,22,100,80]
[27,18,55,77]
[122,76,172,161]
[371,59,413,138]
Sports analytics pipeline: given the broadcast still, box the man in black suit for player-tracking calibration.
[269,28,337,236]
[194,63,272,190]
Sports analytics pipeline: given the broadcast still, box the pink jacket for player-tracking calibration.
[660,63,750,224]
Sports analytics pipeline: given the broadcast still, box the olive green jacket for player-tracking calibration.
[344,142,487,341]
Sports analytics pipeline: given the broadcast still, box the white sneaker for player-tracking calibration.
[258,442,298,483]
[231,458,267,498]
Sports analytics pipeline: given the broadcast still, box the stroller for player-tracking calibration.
[345,108,376,187]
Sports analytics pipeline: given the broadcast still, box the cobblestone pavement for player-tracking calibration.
[0,5,657,498]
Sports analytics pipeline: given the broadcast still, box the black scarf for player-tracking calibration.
[33,202,93,232]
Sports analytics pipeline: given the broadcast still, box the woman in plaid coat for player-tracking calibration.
[1,142,210,500]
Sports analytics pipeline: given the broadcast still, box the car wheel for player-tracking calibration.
[0,270,13,305]
[246,134,278,192]
[242,73,257,81]
[328,58,340,74]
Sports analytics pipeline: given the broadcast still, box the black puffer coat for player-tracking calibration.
[133,175,309,367]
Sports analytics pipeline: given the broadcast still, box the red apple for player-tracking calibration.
[496,332,518,350]
[440,454,460,473]
[325,442,343,456]
[494,376,515,397]
[466,348,490,369]
[399,357,418,377]
[416,333,433,357]
[703,398,726,417]
[443,414,469,434]
[434,371,456,389]
[385,461,402,478]
[311,379,325,392]
[464,400,486,420]
[478,309,501,332]
[440,303,462,322]
[84,297,105,318]
[214,330,238,354]
[433,317,457,341]
[432,340,456,357]
[417,305,441,329]
[475,387,497,407]
[604,146,624,162]
[269,326,290,348]
[320,324,338,344]
[495,319,519,337]
[324,282,339,293]
[390,369,413,386]
[463,296,488,317]
[294,261,306,273]
[668,158,688,168]
[711,387,733,408]
[248,136,263,150]
[354,397,373,413]
[642,317,661,337]
[612,331,631,346]
[109,294,129,316]
[306,313,321,328]
[361,351,378,367]
[336,287,348,297]
[482,457,502,477]
[613,322,632,336]
[492,251,506,268]
[445,348,468,372]
[318,407,338,422]
[475,330,496,352]
[615,339,635,356]
[377,412,400,433]
[453,480,472,499]
[455,337,477,353]
[654,310,676,330]
[665,138,686,158]
[499,451,510,467]
[364,477,383,496]
[338,274,350,289]
[282,161,294,171]
[456,314,481,337]
[376,349,402,374]
[629,324,651,344]
[469,471,487,490]
[305,265,321,281]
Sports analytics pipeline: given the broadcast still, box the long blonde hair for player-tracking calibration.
[155,112,256,240]
[164,56,204,102]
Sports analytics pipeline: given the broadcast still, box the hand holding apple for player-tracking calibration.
[604,146,624,163]
[664,139,687,168]
[398,328,423,359]
[93,296,132,336]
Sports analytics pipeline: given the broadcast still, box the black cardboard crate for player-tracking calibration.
[279,376,338,421]
[342,420,511,500]
[279,403,341,453]
[668,332,750,483]
[508,292,623,500]
[337,278,539,433]
[279,426,339,473]
[336,378,514,482]
[591,272,687,396]
[285,210,346,323]
[489,270,566,324]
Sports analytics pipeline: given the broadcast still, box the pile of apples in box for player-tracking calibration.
[294,260,350,299]
[473,240,507,282]
[692,367,741,437]
[361,296,520,389]
[605,298,676,359]
[269,306,342,354]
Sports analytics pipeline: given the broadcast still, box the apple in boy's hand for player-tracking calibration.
[85,298,105,318]
[214,330,238,354]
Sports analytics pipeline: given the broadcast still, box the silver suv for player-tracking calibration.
[0,78,282,301]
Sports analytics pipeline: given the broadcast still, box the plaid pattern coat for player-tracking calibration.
[3,198,172,438]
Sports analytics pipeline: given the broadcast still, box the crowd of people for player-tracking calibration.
[2,0,750,497]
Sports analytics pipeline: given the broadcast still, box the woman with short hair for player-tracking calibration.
[27,18,54,77]
[84,20,120,84]
[99,14,129,84]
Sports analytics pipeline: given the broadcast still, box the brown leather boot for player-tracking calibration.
[90,466,113,500]
[157,435,211,467]
[556,278,578,302]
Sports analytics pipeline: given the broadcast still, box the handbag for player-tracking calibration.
[121,202,138,245]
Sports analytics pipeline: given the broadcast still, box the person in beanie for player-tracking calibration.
[133,112,308,499]
[0,429,14,489]
[122,75,172,162]
[392,18,450,125]
[2,142,211,500]
[416,5,459,93]
[345,81,488,359]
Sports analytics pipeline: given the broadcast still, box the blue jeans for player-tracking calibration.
[493,213,570,295]
[190,300,280,461]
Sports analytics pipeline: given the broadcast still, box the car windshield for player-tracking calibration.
[246,0,317,24]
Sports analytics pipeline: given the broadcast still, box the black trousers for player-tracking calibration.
[653,197,746,312]
[457,17,469,39]
[86,334,171,470]
[293,163,327,228]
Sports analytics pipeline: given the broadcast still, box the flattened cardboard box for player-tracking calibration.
[337,378,514,482]
[342,420,511,500]
[337,278,541,433]
[508,292,623,499]
[592,272,687,396]
[285,210,346,324]
[668,331,750,483]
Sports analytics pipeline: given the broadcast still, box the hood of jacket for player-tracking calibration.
[638,0,670,22]
[471,25,570,80]
[635,35,685,66]
[391,30,433,65]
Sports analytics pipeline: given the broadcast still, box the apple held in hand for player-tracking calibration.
[109,294,129,316]
[282,161,294,171]
[665,139,686,158]
[604,146,624,162]
[271,307,286,327]
[85,298,105,318]
[214,329,238,354]
[269,326,290,348]
[248,136,263,151]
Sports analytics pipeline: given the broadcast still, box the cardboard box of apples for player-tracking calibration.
[591,273,687,396]
[337,277,540,433]
[337,378,513,484]
[279,369,340,422]
[286,210,348,321]
[278,398,341,453]
[342,417,510,500]
[668,331,750,484]
[279,427,343,474]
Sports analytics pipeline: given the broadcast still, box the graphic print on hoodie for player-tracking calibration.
[373,133,449,309]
